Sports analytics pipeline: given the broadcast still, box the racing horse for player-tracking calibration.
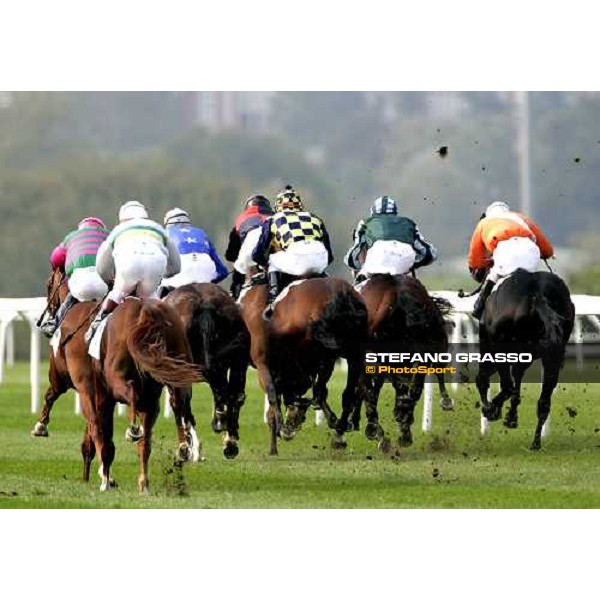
[32,269,105,482]
[477,269,575,450]
[91,298,204,492]
[164,283,250,460]
[352,274,452,449]
[239,274,369,456]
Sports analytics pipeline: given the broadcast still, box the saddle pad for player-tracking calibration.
[88,318,109,360]
[50,327,62,358]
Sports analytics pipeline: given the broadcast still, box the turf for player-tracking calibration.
[1,363,600,508]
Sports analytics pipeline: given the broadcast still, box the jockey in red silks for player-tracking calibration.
[84,200,181,343]
[468,201,555,319]
[225,194,274,300]
[40,217,110,337]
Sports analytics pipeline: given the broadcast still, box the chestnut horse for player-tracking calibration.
[92,298,203,492]
[240,274,369,455]
[164,283,250,459]
[352,274,451,449]
[32,269,105,482]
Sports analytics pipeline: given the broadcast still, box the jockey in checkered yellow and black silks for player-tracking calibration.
[252,186,334,266]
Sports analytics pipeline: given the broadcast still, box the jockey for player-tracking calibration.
[344,196,437,281]
[252,185,333,319]
[84,200,181,342]
[225,194,274,299]
[469,201,554,319]
[160,207,228,293]
[39,217,110,337]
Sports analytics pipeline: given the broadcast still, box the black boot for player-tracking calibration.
[85,299,118,344]
[39,293,78,338]
[230,270,245,300]
[262,271,281,321]
[472,280,495,320]
[55,293,78,328]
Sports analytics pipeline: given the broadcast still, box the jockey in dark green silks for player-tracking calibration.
[344,196,437,282]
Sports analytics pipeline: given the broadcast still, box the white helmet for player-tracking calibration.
[164,207,191,227]
[485,201,510,218]
[119,200,148,222]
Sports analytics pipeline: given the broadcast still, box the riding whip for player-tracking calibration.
[458,280,485,298]
[543,258,554,273]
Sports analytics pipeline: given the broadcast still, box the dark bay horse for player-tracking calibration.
[352,274,451,449]
[93,298,203,492]
[477,269,575,450]
[240,275,369,456]
[164,283,250,459]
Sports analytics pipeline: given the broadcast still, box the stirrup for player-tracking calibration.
[262,304,275,321]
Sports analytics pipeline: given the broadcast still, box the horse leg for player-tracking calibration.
[81,425,96,482]
[476,360,497,420]
[394,373,426,447]
[504,364,528,429]
[436,372,454,411]
[97,395,117,492]
[311,359,338,430]
[32,358,68,437]
[137,404,160,494]
[222,362,247,460]
[530,357,561,451]
[209,373,228,434]
[364,375,392,453]
[169,386,197,463]
[332,356,361,449]
[257,362,280,456]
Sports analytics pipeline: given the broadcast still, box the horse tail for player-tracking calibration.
[127,303,203,387]
[310,287,368,351]
[191,308,217,372]
[521,293,566,345]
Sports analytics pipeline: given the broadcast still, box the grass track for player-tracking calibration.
[1,363,600,508]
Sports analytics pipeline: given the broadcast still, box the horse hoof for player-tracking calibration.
[503,418,518,429]
[177,443,192,463]
[397,435,413,448]
[211,420,224,434]
[331,435,347,450]
[280,426,296,441]
[439,397,455,411]
[223,444,239,460]
[377,436,393,454]
[125,425,144,443]
[31,422,49,437]
[364,422,382,441]
[529,441,542,451]
[345,421,355,433]
[99,479,117,492]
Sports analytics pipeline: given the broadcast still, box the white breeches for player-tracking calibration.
[268,240,329,276]
[68,267,108,301]
[162,252,217,287]
[358,240,417,277]
[234,228,262,275]
[109,247,168,303]
[489,237,541,283]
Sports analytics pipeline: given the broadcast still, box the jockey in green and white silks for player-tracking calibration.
[85,200,181,342]
[345,196,437,281]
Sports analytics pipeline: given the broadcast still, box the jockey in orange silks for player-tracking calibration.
[469,201,554,319]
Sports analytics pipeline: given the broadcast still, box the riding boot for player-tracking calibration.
[55,293,78,329]
[230,269,245,300]
[472,280,495,320]
[84,298,118,344]
[262,271,281,321]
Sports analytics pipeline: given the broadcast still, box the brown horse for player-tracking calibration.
[32,269,106,483]
[164,283,250,459]
[92,298,203,492]
[352,274,451,449]
[239,274,369,455]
